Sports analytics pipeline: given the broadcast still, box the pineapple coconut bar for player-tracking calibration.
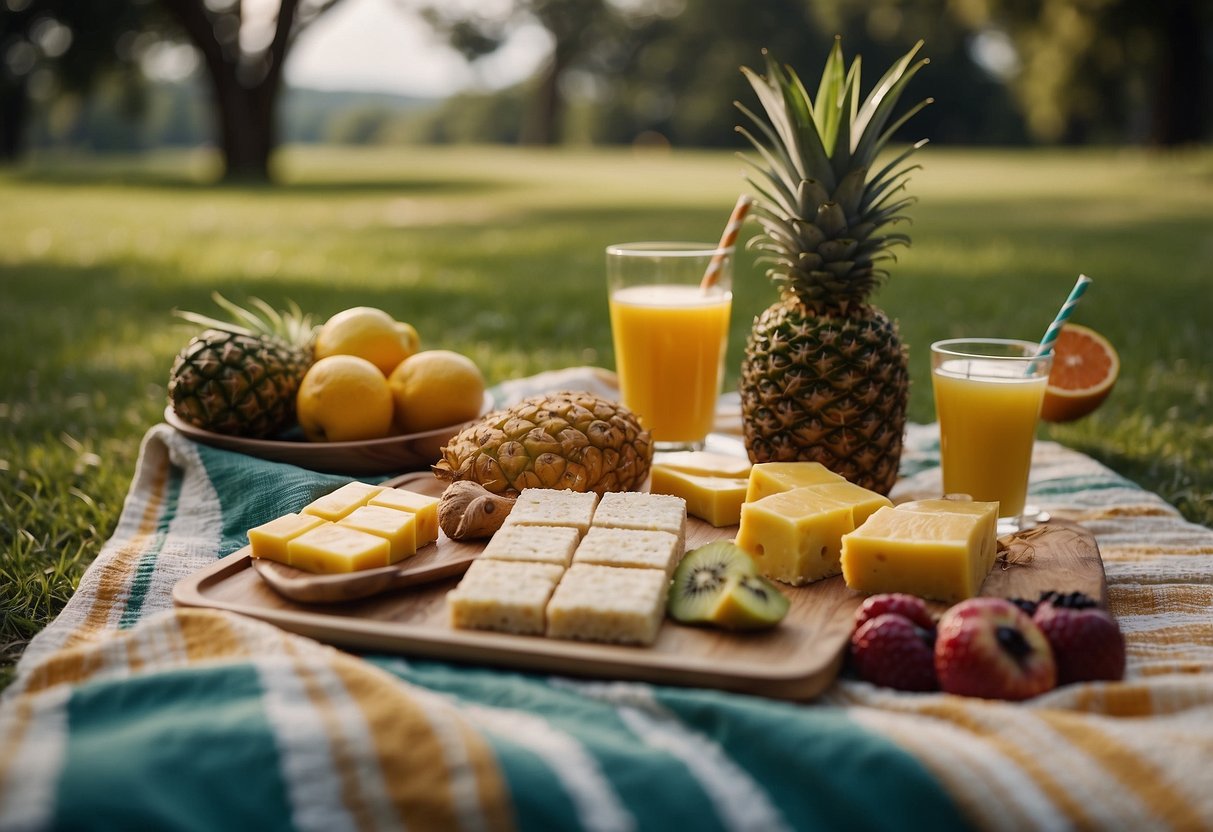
[448,490,684,645]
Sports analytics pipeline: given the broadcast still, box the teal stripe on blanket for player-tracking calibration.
[120,466,183,629]
[55,665,294,832]
[194,444,362,558]
[373,660,968,831]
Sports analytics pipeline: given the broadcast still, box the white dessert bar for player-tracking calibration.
[504,488,599,534]
[591,491,686,547]
[572,527,682,575]
[546,564,669,646]
[481,525,580,567]
[447,559,564,635]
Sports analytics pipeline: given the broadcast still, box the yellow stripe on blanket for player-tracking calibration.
[67,463,171,649]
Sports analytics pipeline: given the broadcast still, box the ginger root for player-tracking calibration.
[439,481,516,540]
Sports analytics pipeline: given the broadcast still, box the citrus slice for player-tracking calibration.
[1040,324,1119,423]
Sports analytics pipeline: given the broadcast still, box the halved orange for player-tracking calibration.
[1040,323,1119,423]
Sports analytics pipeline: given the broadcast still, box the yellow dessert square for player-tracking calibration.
[810,481,893,528]
[840,505,996,603]
[650,465,748,528]
[367,488,440,547]
[481,525,580,566]
[735,489,854,586]
[546,564,668,646]
[247,513,328,564]
[652,451,753,479]
[447,559,564,635]
[338,505,418,563]
[302,481,385,522]
[505,488,599,535]
[287,523,391,573]
[572,527,682,575]
[896,498,1000,574]
[745,462,845,503]
[591,491,686,547]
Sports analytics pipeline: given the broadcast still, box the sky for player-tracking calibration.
[284,0,549,98]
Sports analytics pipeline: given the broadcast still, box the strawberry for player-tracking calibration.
[850,613,938,692]
[854,593,935,631]
[1030,591,1125,684]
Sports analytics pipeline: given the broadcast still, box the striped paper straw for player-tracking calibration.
[699,194,753,291]
[1028,274,1092,373]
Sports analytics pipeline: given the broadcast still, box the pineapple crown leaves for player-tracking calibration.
[174,292,316,350]
[735,38,931,309]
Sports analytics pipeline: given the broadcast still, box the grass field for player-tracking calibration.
[2,144,1211,685]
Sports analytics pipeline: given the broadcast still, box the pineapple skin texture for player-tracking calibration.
[739,299,908,496]
[434,391,652,496]
[169,329,309,439]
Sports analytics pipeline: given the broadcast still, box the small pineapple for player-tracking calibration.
[168,294,315,438]
[736,40,931,495]
[434,391,652,495]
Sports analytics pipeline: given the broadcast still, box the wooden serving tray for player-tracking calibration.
[173,476,1107,701]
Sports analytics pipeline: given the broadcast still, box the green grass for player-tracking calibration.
[2,144,1211,686]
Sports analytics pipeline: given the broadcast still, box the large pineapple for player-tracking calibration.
[434,391,652,495]
[168,294,315,438]
[736,40,930,495]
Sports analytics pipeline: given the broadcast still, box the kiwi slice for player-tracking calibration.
[667,541,756,624]
[709,574,790,631]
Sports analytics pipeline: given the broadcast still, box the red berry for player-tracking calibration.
[850,613,938,692]
[1033,599,1125,684]
[854,593,935,631]
[934,598,1056,700]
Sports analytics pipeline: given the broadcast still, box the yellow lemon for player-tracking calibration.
[394,321,421,356]
[297,355,394,442]
[314,306,416,375]
[389,350,486,434]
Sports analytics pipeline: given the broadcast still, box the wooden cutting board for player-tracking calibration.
[173,475,1107,701]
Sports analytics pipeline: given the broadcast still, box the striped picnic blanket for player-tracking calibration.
[4,368,1212,831]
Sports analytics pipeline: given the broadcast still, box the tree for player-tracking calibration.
[956,0,1212,145]
[0,0,149,161]
[414,0,646,145]
[155,0,347,180]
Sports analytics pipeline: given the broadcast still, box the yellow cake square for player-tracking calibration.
[546,564,668,646]
[810,481,893,528]
[247,513,328,564]
[840,504,998,603]
[447,559,565,635]
[481,525,580,566]
[287,523,391,573]
[745,462,845,503]
[572,527,682,575]
[338,505,418,563]
[302,481,385,522]
[652,451,753,479]
[735,488,854,586]
[650,466,748,527]
[367,488,440,547]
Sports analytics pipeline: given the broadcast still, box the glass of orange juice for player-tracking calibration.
[930,338,1053,532]
[606,242,733,451]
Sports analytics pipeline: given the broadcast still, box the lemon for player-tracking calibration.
[394,321,421,356]
[297,355,394,442]
[389,350,486,434]
[314,306,417,376]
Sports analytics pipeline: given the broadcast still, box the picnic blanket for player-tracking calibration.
[4,367,1213,831]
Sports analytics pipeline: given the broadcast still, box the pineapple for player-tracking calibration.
[434,391,652,495]
[736,40,931,495]
[168,294,315,438]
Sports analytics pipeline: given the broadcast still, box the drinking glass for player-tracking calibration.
[606,242,733,452]
[930,338,1053,532]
